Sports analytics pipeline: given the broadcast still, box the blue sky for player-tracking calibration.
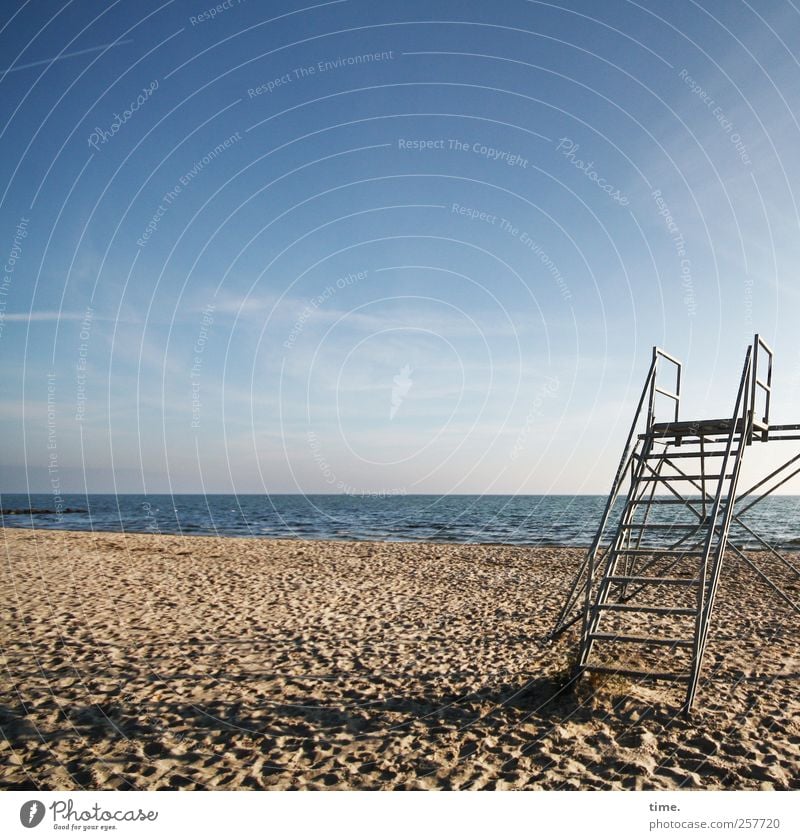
[1,0,799,494]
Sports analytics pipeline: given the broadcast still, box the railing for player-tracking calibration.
[647,346,682,428]
[750,333,773,441]
[551,344,681,638]
[685,344,753,711]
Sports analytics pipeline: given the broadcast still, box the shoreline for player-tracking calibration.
[2,528,798,790]
[0,523,596,550]
[4,524,800,554]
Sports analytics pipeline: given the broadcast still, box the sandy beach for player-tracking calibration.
[1,527,798,790]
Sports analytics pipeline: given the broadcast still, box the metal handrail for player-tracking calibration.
[553,344,683,638]
[685,345,753,711]
[551,352,660,638]
[751,333,773,441]
[647,346,682,428]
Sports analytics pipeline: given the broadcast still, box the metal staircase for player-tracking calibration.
[552,335,777,714]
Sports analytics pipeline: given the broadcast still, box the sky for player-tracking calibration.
[1,0,800,495]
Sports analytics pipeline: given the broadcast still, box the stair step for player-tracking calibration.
[639,474,733,482]
[614,548,705,556]
[583,665,690,682]
[640,498,708,505]
[642,450,739,460]
[607,576,700,586]
[588,633,694,647]
[595,603,696,615]
[621,523,702,530]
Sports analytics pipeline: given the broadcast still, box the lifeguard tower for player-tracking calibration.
[551,335,800,714]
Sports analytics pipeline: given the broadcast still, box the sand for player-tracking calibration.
[1,527,798,790]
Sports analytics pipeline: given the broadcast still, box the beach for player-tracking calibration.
[1,527,798,790]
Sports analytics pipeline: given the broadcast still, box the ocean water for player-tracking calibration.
[2,493,800,549]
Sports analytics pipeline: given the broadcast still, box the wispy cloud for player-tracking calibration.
[1,311,89,322]
[1,40,133,74]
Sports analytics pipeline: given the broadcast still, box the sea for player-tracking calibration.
[2,493,800,549]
